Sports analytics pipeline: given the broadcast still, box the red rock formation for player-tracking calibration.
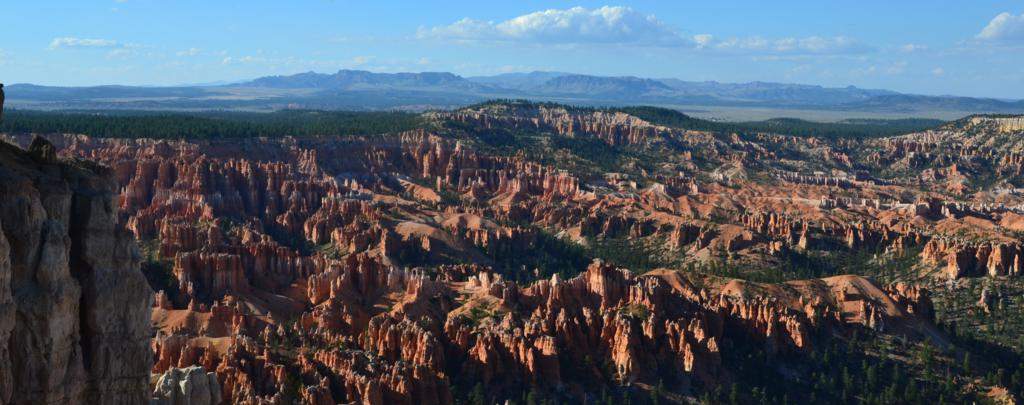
[921,238,1023,279]
[2,108,982,404]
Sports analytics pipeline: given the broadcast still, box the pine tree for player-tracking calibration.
[469,383,486,405]
[525,388,537,405]
[904,379,919,404]
[729,383,740,405]
[866,363,878,391]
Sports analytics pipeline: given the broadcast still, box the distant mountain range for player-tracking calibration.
[248,70,491,92]
[6,69,1023,119]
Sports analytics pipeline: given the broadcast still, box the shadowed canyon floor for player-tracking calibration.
[4,102,1024,404]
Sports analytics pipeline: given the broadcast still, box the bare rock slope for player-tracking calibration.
[0,137,152,404]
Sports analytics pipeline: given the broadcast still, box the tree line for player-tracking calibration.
[0,109,424,139]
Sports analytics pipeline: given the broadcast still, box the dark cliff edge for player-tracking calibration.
[0,136,152,404]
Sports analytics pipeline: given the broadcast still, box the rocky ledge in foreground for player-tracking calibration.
[0,137,152,404]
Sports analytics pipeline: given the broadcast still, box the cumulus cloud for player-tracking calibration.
[49,37,119,50]
[977,12,1024,41]
[421,6,872,56]
[418,6,691,47]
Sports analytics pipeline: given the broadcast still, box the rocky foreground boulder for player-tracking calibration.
[0,137,152,404]
[151,366,222,405]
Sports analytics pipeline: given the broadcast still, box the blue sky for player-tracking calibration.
[1,1,1022,98]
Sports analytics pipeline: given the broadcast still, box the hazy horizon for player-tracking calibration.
[0,68,981,98]
[2,1,1022,99]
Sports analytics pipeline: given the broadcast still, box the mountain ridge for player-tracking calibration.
[5,69,1023,118]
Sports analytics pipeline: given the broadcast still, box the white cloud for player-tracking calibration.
[701,35,873,55]
[420,6,871,56]
[852,65,878,76]
[49,37,119,50]
[977,12,1024,41]
[789,64,813,74]
[418,6,690,47]
[851,61,909,77]
[106,49,134,59]
[899,43,928,52]
[885,61,908,75]
[222,55,265,65]
[176,48,202,57]
[693,34,714,48]
[932,67,945,76]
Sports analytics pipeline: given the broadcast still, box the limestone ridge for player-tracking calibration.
[0,136,153,404]
[968,116,1024,133]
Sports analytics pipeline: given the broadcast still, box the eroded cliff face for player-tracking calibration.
[0,138,152,404]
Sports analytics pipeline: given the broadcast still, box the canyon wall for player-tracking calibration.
[0,137,152,404]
